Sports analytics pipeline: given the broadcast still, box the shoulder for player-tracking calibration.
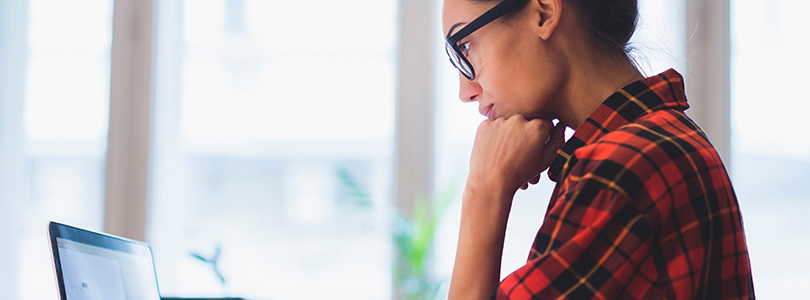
[569,109,726,199]
[578,109,718,166]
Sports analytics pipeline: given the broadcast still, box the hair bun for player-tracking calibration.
[572,0,639,56]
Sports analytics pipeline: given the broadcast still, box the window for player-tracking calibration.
[731,0,810,297]
[148,0,396,298]
[0,0,112,299]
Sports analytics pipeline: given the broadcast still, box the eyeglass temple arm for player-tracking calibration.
[448,0,528,42]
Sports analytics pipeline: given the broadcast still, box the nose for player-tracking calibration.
[458,74,482,103]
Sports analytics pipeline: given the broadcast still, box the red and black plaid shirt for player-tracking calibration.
[496,69,754,299]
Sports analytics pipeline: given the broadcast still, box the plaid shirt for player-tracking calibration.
[496,69,754,299]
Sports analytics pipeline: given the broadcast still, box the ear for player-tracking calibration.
[531,0,563,40]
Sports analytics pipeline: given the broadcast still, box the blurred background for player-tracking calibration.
[0,0,807,299]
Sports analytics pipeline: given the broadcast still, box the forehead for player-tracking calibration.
[441,0,493,34]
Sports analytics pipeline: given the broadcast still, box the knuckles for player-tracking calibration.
[478,116,556,141]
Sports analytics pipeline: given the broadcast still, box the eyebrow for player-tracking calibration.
[446,22,467,39]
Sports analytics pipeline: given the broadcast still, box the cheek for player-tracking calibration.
[492,52,540,101]
[504,40,565,111]
[480,73,537,115]
[486,36,538,85]
[484,62,557,117]
[475,31,553,110]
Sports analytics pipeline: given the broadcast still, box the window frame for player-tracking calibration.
[0,0,28,298]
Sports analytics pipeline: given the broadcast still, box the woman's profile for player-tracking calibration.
[441,0,755,298]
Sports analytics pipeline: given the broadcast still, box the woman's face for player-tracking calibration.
[442,0,565,121]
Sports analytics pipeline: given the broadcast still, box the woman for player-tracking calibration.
[442,0,754,299]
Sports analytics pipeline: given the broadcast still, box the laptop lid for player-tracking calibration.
[48,221,161,300]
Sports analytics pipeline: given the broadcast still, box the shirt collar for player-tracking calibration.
[548,68,689,182]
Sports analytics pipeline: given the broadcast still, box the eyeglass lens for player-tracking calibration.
[445,42,473,79]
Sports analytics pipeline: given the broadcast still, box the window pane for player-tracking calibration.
[731,0,810,298]
[0,0,112,299]
[150,1,396,299]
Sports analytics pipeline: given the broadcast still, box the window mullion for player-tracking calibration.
[686,0,732,165]
[394,0,437,298]
[104,0,156,241]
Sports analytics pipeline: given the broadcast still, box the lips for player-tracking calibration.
[479,104,494,120]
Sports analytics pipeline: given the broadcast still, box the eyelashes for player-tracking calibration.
[460,41,471,56]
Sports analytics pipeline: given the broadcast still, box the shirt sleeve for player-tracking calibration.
[495,187,658,299]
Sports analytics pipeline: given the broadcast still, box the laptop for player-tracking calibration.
[48,221,248,300]
[48,221,162,300]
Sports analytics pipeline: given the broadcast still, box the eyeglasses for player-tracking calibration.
[445,0,529,80]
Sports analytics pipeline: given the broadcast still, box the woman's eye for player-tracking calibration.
[460,42,470,56]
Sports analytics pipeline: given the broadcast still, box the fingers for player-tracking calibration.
[472,115,566,194]
[519,173,542,191]
[529,174,541,184]
[540,122,567,166]
[526,118,555,136]
[522,122,567,191]
[548,121,567,147]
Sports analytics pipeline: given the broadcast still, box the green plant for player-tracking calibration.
[392,179,459,300]
[335,167,374,210]
[190,245,227,286]
[336,167,460,300]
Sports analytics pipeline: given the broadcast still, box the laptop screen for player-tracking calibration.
[49,222,161,300]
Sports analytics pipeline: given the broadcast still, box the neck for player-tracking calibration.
[556,51,643,130]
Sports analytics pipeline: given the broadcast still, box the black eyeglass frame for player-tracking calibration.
[445,0,530,80]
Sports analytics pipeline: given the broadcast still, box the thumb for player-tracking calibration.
[540,122,567,168]
[548,122,566,147]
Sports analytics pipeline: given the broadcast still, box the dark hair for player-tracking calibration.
[567,0,638,58]
[476,0,639,59]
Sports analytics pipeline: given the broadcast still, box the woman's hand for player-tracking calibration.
[449,115,566,299]
[467,115,567,196]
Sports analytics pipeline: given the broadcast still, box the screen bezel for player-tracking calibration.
[48,221,161,300]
